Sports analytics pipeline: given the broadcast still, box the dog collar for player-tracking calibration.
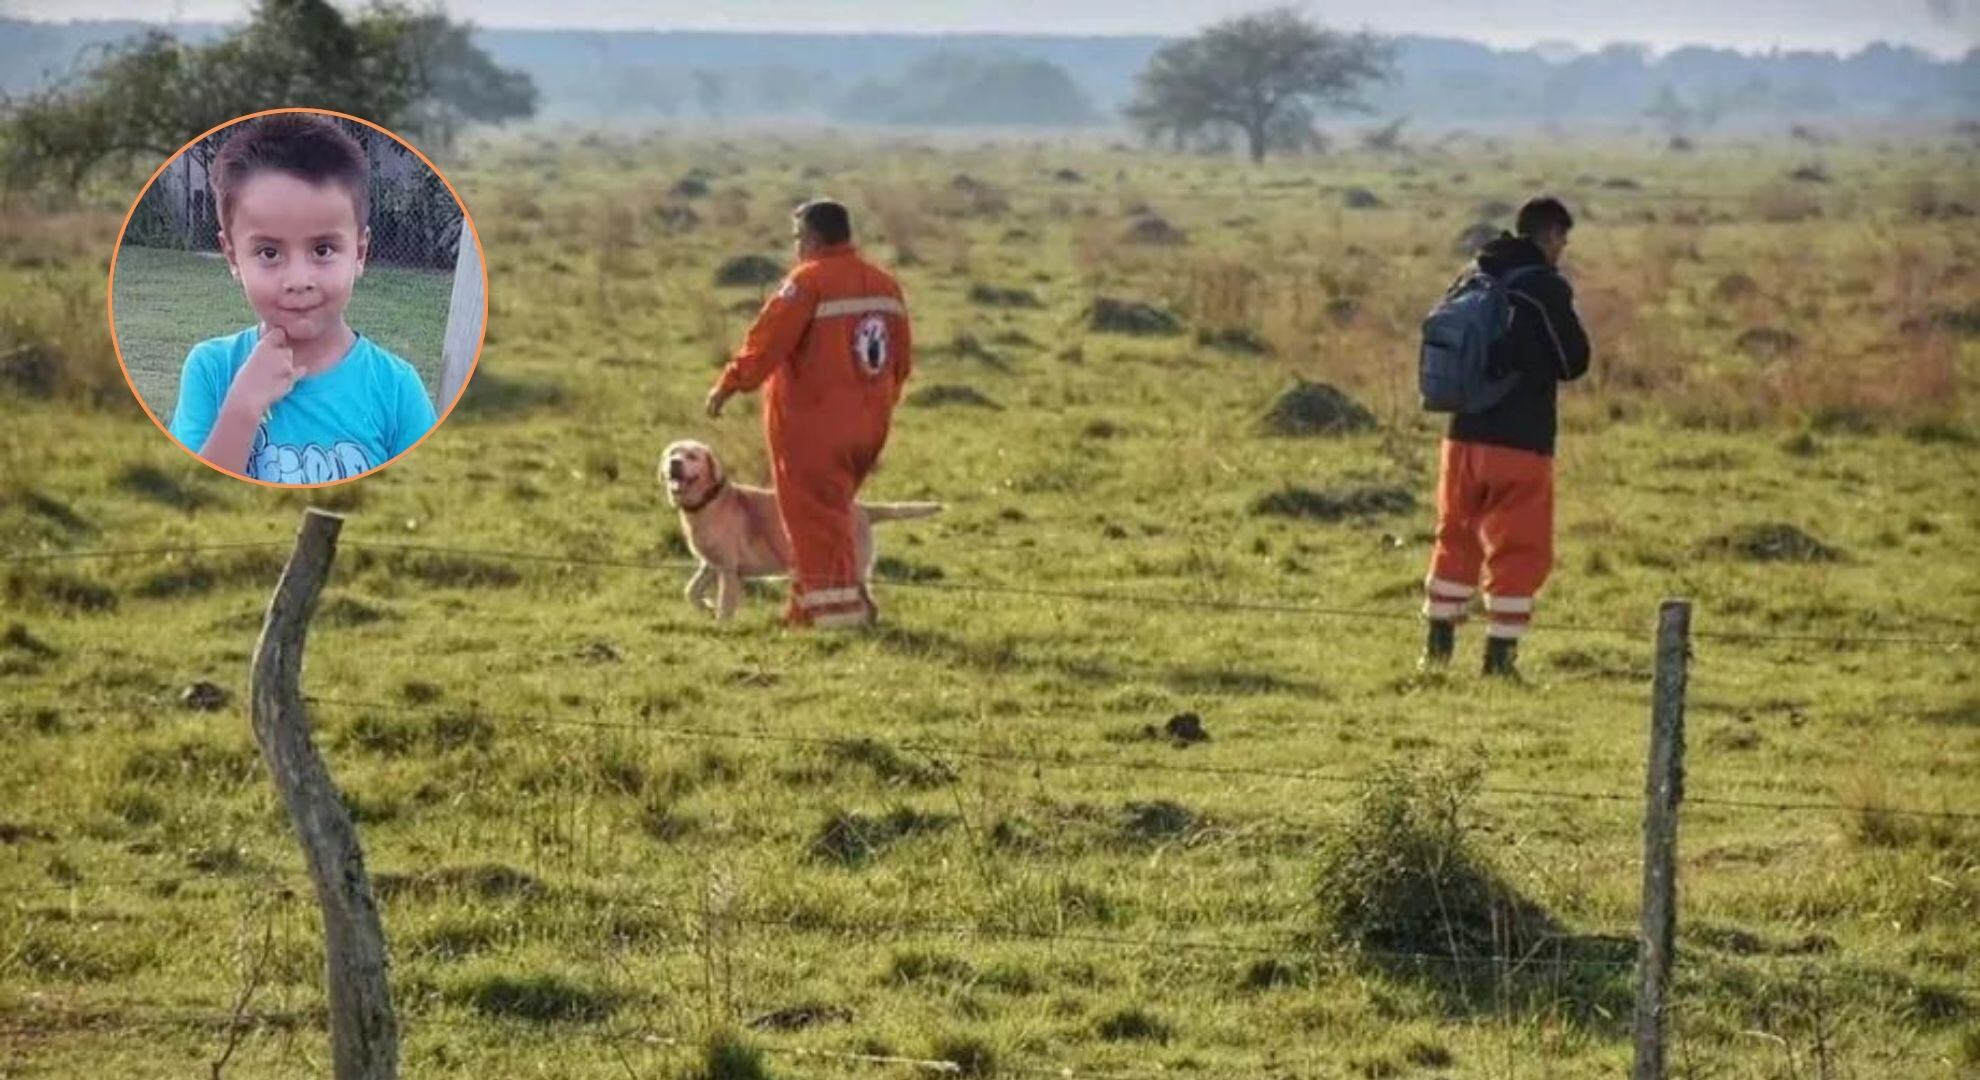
[678,478,728,514]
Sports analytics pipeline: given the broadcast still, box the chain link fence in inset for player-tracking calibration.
[113,114,470,422]
[122,114,463,269]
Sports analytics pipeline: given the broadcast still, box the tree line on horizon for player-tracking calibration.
[4,0,1976,186]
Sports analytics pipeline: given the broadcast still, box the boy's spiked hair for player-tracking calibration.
[209,113,370,234]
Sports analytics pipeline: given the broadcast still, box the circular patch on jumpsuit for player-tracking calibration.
[853,313,889,376]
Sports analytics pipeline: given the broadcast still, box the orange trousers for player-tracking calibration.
[770,421,885,628]
[1422,439,1554,640]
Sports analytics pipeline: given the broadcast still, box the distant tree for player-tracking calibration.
[372,6,538,149]
[1,0,533,188]
[835,53,1097,127]
[1124,6,1392,163]
[1360,116,1408,152]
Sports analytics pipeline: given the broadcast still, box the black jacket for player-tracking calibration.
[1446,234,1591,457]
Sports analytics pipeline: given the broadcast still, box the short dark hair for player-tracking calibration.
[794,198,852,245]
[1515,196,1573,239]
[210,113,370,235]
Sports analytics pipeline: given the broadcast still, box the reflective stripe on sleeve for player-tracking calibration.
[814,296,905,319]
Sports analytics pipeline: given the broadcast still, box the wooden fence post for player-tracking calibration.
[250,508,398,1079]
[1632,599,1691,1080]
[438,228,484,413]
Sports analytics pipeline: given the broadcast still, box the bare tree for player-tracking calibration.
[1125,7,1393,164]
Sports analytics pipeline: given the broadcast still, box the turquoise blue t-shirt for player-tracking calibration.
[168,326,437,484]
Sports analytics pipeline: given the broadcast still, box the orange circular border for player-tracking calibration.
[106,106,489,489]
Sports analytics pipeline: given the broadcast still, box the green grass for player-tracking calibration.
[2,132,1977,1077]
[107,244,451,422]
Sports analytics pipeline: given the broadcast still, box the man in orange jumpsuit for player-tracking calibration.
[1421,197,1591,677]
[705,199,912,628]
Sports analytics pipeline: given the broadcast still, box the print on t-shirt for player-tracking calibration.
[247,424,374,484]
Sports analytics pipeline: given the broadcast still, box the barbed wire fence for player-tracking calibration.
[2,513,1975,1077]
[5,536,1972,649]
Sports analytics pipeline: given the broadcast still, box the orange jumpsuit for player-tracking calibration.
[1423,439,1553,641]
[717,243,911,627]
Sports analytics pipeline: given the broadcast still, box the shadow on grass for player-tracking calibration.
[452,370,568,421]
[868,625,1323,696]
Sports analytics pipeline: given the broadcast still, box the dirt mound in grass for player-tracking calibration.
[1258,380,1377,436]
[1736,326,1800,360]
[714,253,784,287]
[1122,213,1187,245]
[1703,522,1843,563]
[1085,297,1183,336]
[967,283,1041,308]
[1342,187,1384,209]
[907,384,1000,410]
[1252,484,1414,522]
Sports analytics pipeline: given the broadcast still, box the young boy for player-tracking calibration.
[168,113,436,484]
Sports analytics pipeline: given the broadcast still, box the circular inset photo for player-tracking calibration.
[109,108,485,486]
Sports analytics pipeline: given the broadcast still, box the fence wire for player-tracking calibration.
[4,536,1973,649]
[4,692,1974,822]
[3,531,1976,1074]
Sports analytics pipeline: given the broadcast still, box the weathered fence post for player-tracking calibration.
[250,508,398,1079]
[1632,599,1691,1080]
[438,228,485,413]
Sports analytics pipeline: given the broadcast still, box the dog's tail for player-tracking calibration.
[863,501,944,522]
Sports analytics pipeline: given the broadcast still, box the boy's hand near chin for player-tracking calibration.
[198,324,298,474]
[222,325,298,419]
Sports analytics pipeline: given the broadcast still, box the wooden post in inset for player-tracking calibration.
[1632,599,1691,1080]
[250,509,398,1080]
[438,228,484,414]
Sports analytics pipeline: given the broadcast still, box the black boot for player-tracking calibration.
[1482,636,1520,679]
[1418,619,1456,671]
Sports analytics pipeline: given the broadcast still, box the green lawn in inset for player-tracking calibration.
[109,243,450,421]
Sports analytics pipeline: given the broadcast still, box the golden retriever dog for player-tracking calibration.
[660,439,942,621]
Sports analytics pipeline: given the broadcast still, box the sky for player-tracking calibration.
[4,0,1977,57]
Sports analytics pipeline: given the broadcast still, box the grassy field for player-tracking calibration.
[107,243,453,423]
[2,129,1978,1078]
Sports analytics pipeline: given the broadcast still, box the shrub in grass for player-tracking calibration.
[1095,1005,1172,1043]
[1312,757,1556,959]
[690,1029,774,1080]
[931,1033,997,1077]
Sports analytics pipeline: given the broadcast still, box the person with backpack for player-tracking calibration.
[1416,197,1591,677]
